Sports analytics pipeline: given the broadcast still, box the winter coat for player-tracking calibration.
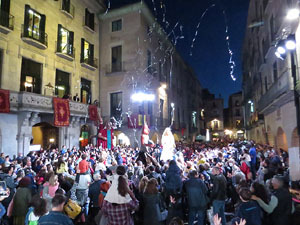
[184,177,209,209]
[165,164,182,191]
[142,193,164,225]
[12,187,32,217]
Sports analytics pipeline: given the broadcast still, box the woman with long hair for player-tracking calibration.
[56,157,68,174]
[143,178,166,225]
[250,182,270,224]
[25,194,48,225]
[102,166,138,225]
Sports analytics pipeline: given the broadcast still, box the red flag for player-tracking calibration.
[53,98,70,126]
[89,105,98,121]
[0,89,10,113]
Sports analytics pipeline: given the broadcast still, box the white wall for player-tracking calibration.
[0,114,18,156]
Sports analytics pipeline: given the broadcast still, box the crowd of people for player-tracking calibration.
[0,139,298,225]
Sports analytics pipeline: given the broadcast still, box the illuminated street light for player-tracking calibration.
[287,8,300,20]
[131,92,155,102]
[161,84,167,89]
[277,46,286,55]
[286,39,297,50]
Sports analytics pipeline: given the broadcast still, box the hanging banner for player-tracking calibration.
[89,105,98,121]
[53,97,70,126]
[0,89,10,113]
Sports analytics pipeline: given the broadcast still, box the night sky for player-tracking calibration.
[109,0,250,107]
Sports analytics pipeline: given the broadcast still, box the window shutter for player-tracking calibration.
[69,31,74,56]
[24,5,30,36]
[90,13,94,30]
[2,0,10,27]
[85,8,89,26]
[80,38,84,62]
[57,24,62,52]
[40,14,46,42]
[90,44,94,65]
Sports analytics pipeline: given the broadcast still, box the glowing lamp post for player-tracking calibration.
[130,92,155,102]
[287,8,300,20]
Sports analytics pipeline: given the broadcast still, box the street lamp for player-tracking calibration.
[287,8,300,20]
[131,92,155,102]
[275,35,296,59]
[286,39,297,50]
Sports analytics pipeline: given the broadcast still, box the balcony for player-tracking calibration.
[80,57,98,71]
[105,61,130,74]
[60,2,75,19]
[258,69,292,114]
[56,42,75,61]
[21,25,48,49]
[9,91,98,117]
[0,11,14,34]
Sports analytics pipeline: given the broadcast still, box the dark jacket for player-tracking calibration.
[12,187,32,217]
[88,179,104,208]
[142,193,164,225]
[38,211,74,225]
[184,177,208,209]
[270,188,292,225]
[235,200,262,225]
[147,172,164,186]
[165,164,182,191]
[211,173,227,201]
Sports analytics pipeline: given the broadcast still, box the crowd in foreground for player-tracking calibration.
[0,139,298,225]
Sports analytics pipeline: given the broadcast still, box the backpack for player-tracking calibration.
[64,199,81,219]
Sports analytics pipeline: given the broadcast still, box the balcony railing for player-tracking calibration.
[61,2,75,18]
[21,24,48,49]
[80,57,98,70]
[9,91,99,117]
[0,10,14,33]
[258,69,292,112]
[56,42,75,60]
[105,61,130,74]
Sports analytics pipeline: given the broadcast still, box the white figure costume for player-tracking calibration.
[160,127,176,162]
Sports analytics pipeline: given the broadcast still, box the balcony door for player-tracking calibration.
[111,46,122,72]
[55,69,70,98]
[0,0,10,28]
[57,24,74,56]
[81,78,91,104]
[24,5,46,42]
[20,58,42,94]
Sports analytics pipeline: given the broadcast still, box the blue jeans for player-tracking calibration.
[188,208,205,225]
[213,200,226,225]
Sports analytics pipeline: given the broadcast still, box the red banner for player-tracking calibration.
[0,89,10,113]
[89,105,98,121]
[53,98,70,127]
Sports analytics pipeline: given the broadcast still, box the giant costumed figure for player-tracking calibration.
[160,127,176,161]
[97,121,114,150]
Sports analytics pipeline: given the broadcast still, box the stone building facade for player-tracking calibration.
[242,0,300,180]
[0,0,104,156]
[98,2,203,146]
